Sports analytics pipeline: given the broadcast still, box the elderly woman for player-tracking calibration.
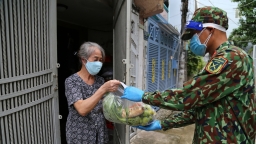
[65,42,120,144]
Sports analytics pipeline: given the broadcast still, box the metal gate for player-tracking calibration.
[0,0,60,144]
[146,18,180,92]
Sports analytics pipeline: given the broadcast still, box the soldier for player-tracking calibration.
[121,6,256,143]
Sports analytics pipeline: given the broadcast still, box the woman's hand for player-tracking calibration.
[101,79,120,93]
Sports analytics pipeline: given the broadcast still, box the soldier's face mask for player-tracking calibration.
[189,28,212,56]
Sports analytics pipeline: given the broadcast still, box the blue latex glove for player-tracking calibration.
[121,86,144,102]
[136,120,162,131]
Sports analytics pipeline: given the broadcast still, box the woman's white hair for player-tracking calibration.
[77,42,105,62]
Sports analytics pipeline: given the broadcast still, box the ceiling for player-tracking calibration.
[57,0,114,31]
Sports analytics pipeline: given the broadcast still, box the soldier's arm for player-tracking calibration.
[160,109,196,130]
[142,52,245,111]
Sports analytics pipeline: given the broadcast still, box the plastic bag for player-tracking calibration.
[102,82,156,126]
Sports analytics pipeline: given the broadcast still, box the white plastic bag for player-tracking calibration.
[102,83,156,126]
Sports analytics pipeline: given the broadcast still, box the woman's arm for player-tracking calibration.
[72,80,120,116]
[74,87,106,116]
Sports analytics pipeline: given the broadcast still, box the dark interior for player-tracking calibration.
[56,0,114,143]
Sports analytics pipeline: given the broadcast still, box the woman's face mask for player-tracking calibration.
[84,59,103,75]
[189,28,212,56]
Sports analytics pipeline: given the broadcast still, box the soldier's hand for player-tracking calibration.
[136,120,162,131]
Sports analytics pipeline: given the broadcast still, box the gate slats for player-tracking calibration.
[24,0,29,75]
[44,99,50,144]
[11,98,18,144]
[0,1,5,95]
[22,96,28,144]
[26,97,31,144]
[34,0,39,98]
[34,92,39,144]
[39,0,43,89]
[33,0,37,73]
[0,0,5,95]
[28,0,32,75]
[0,1,3,81]
[17,0,24,94]
[33,91,39,144]
[0,117,6,144]
[19,109,24,144]
[3,101,10,144]
[30,0,35,89]
[47,99,51,143]
[12,0,19,93]
[46,0,50,69]
[42,98,47,143]
[0,97,6,144]
[4,0,11,94]
[43,1,48,69]
[49,99,53,143]
[20,0,26,77]
[15,97,21,144]
[8,0,15,78]
[38,0,42,72]
[29,94,34,144]
[43,0,46,70]
[8,110,12,143]
[0,0,57,144]
[1,0,6,80]
[30,94,35,144]
[37,93,43,144]
[17,0,23,77]
[12,0,19,78]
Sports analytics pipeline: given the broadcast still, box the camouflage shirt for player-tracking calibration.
[142,41,256,144]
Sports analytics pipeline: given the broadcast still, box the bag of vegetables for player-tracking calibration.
[102,82,156,126]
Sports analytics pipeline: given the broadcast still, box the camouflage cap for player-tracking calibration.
[181,6,229,40]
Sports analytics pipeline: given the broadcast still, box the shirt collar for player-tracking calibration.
[216,41,231,53]
[211,41,231,58]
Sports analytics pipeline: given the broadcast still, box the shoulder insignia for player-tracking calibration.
[205,56,228,74]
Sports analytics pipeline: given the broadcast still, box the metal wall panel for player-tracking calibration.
[113,0,132,143]
[129,11,141,140]
[130,12,139,87]
[0,0,60,144]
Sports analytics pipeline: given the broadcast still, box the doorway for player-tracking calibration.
[56,0,114,143]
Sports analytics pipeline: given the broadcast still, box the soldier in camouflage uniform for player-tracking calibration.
[121,6,256,144]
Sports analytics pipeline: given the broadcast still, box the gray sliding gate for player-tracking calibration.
[0,0,60,144]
